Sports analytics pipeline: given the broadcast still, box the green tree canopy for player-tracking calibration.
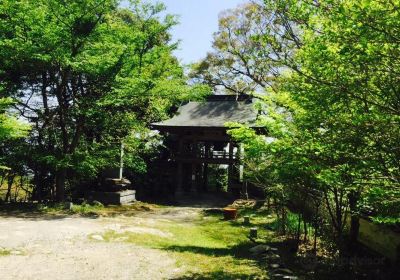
[0,0,208,200]
[190,0,300,95]
[219,0,400,242]
[0,97,30,142]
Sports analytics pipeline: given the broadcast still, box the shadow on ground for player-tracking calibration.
[0,200,161,220]
[0,203,72,220]
[164,242,254,259]
[264,239,399,280]
[143,192,235,208]
[171,271,263,280]
[165,243,267,280]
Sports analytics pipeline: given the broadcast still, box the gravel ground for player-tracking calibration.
[0,207,202,280]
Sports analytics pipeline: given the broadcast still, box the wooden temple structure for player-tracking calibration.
[150,94,258,196]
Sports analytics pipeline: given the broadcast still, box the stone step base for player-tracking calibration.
[87,190,136,205]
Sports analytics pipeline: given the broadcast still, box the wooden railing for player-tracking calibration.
[177,150,236,159]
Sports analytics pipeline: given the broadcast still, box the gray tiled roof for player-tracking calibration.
[152,100,258,128]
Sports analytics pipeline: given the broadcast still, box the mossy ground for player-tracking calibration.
[0,248,11,256]
[96,208,273,279]
[0,201,162,218]
[0,200,274,279]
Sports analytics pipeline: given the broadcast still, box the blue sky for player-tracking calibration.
[123,1,248,65]
[154,0,247,65]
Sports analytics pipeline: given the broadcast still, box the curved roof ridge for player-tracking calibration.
[152,98,258,129]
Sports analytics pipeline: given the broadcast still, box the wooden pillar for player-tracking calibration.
[203,142,210,191]
[176,137,184,195]
[203,163,208,191]
[189,138,198,193]
[228,141,234,160]
[205,142,210,159]
[190,163,197,192]
[239,143,244,182]
[228,141,234,191]
[177,162,183,194]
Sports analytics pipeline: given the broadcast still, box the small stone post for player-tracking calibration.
[250,227,258,239]
[119,142,124,180]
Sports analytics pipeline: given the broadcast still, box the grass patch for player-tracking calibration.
[0,248,11,256]
[68,203,104,216]
[100,211,269,279]
[43,201,160,217]
[0,201,160,218]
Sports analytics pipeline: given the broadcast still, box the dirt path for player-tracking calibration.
[0,206,205,280]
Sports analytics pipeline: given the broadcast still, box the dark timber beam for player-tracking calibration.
[176,137,184,195]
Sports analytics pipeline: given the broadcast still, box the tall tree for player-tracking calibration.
[289,0,400,228]
[225,0,400,246]
[190,0,300,95]
[0,0,204,201]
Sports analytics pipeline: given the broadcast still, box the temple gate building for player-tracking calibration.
[150,94,259,197]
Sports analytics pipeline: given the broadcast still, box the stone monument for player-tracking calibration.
[87,143,136,205]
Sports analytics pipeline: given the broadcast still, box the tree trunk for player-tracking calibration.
[33,170,44,202]
[313,204,321,254]
[296,214,302,251]
[303,221,308,243]
[5,175,15,202]
[55,169,66,202]
[313,224,318,254]
[281,206,287,235]
[348,190,360,246]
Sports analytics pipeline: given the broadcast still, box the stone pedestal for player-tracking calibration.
[87,190,136,205]
[102,178,131,192]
